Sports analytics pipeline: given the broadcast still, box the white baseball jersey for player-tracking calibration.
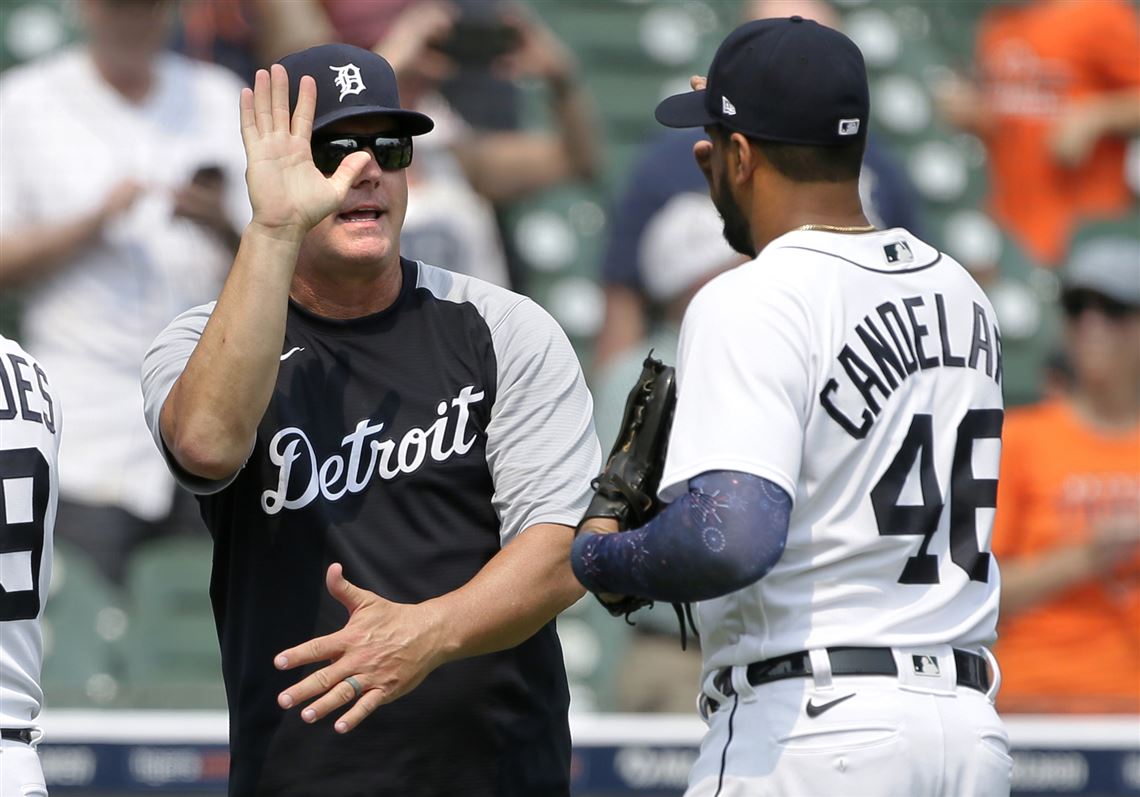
[0,335,61,727]
[659,228,1003,677]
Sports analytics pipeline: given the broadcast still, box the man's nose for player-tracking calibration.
[354,149,385,183]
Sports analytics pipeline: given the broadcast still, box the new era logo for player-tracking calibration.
[838,118,860,136]
[722,96,737,116]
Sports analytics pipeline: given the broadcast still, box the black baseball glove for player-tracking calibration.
[585,353,676,529]
[577,353,678,619]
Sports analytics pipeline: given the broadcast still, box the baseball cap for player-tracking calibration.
[655,16,869,146]
[1061,237,1140,307]
[639,193,741,302]
[279,44,434,136]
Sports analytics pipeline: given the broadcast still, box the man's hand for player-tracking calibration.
[239,64,370,240]
[172,175,240,251]
[98,180,145,227]
[1083,513,1140,576]
[688,75,714,183]
[1049,103,1104,167]
[274,563,447,734]
[374,1,458,84]
[494,5,577,87]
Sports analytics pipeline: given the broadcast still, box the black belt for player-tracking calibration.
[713,647,990,699]
[1,728,33,744]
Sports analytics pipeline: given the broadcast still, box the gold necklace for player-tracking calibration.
[794,223,877,233]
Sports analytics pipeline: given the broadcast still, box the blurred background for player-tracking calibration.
[0,0,1136,794]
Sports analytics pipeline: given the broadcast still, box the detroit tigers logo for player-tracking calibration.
[329,63,366,102]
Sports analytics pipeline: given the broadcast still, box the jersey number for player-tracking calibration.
[871,410,1003,584]
[0,447,50,621]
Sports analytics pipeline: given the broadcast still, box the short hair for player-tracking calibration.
[712,126,865,182]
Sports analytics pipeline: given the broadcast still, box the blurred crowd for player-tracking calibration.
[0,0,1136,718]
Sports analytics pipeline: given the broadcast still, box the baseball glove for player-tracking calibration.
[584,352,676,530]
[579,353,701,648]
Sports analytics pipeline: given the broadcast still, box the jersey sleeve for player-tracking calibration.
[140,302,237,495]
[659,269,814,503]
[485,298,602,545]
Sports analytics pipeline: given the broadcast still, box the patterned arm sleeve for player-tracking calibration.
[570,470,791,602]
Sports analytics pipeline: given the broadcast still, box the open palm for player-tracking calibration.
[239,64,370,236]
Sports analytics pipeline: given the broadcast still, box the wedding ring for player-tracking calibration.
[344,675,364,699]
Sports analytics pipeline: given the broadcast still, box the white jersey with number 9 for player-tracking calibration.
[0,334,61,728]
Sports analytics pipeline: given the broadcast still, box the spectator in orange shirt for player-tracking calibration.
[993,236,1140,714]
[939,0,1140,268]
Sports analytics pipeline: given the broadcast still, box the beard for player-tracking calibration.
[711,177,756,258]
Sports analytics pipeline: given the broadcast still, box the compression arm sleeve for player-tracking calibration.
[570,470,791,602]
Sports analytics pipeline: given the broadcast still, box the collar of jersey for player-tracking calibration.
[769,227,941,274]
[287,257,417,336]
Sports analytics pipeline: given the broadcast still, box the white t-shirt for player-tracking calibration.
[0,47,250,520]
[0,335,61,726]
[660,228,1004,677]
[401,95,510,288]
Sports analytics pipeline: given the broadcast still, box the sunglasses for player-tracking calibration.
[311,135,413,175]
[1061,289,1138,321]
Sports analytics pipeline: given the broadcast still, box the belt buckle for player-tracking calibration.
[1,728,34,745]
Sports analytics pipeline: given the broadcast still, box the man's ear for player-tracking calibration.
[728,131,756,187]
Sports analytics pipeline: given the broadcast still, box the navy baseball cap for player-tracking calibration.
[655,17,869,146]
[279,43,434,136]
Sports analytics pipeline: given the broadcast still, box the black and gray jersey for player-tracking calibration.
[142,258,601,796]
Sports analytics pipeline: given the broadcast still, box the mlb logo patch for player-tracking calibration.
[912,655,941,677]
[722,96,737,116]
[837,118,860,136]
[884,241,913,264]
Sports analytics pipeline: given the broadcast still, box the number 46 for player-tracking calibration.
[871,409,1004,585]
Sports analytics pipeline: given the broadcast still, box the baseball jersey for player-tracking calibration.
[0,335,61,727]
[660,228,1004,677]
[141,258,600,796]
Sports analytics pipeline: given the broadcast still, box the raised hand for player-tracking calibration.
[374,1,458,84]
[239,64,371,240]
[274,563,448,734]
[91,179,145,234]
[493,5,577,85]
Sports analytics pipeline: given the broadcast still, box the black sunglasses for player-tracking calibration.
[311,135,413,175]
[1061,289,1138,321]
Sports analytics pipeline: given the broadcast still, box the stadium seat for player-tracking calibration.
[119,536,226,709]
[41,543,127,708]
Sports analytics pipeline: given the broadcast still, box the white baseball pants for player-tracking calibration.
[1,733,48,797]
[687,646,1011,797]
